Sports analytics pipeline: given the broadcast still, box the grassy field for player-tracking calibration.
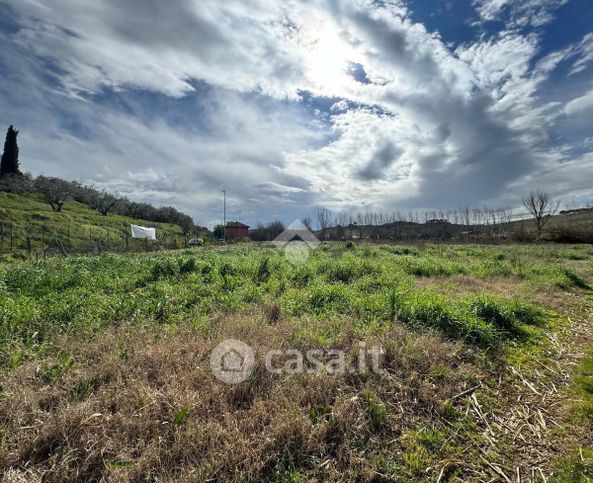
[0,242,592,481]
[0,192,187,254]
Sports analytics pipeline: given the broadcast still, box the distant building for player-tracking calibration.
[225,221,249,240]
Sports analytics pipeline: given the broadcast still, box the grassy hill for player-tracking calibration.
[0,191,188,253]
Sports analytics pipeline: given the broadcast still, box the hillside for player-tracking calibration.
[0,191,188,253]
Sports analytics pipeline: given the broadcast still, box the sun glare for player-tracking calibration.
[306,27,352,90]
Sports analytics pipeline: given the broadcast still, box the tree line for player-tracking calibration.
[248,191,590,243]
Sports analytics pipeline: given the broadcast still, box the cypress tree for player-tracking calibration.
[0,126,21,176]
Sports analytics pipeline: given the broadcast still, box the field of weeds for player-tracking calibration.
[1,242,592,481]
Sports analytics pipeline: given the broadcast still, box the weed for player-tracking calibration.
[149,259,179,280]
[69,374,104,401]
[360,387,388,429]
[551,448,593,481]
[255,257,271,283]
[37,354,74,384]
[179,257,198,275]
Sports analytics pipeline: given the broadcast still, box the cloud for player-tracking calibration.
[472,0,568,28]
[6,0,309,99]
[569,33,593,76]
[565,87,593,115]
[0,0,591,223]
[357,142,404,180]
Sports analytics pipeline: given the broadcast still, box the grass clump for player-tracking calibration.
[571,350,593,426]
[37,354,75,384]
[392,290,497,346]
[69,374,106,401]
[561,268,590,290]
[468,295,545,338]
[360,387,388,430]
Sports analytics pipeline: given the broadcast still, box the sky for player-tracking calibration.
[0,0,592,227]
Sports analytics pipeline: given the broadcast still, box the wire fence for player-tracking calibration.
[0,222,196,257]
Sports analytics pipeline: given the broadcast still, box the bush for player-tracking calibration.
[509,225,536,242]
[545,224,593,243]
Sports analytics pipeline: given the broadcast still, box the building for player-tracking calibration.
[225,221,249,240]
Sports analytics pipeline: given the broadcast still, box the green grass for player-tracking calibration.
[572,349,593,426]
[1,242,590,366]
[0,191,186,253]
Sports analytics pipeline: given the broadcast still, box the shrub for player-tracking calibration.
[545,224,593,244]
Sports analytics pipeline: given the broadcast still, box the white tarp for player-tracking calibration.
[130,224,156,240]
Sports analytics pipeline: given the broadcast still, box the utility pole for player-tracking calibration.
[222,189,226,243]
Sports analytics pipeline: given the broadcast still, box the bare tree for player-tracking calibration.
[522,190,559,236]
[316,208,331,240]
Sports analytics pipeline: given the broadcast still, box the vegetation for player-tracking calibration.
[0,191,188,254]
[0,125,196,234]
[0,242,591,480]
[249,220,285,241]
[0,125,21,176]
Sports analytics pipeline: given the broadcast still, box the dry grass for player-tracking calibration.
[414,275,528,299]
[0,314,479,482]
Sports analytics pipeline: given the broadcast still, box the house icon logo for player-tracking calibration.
[210,339,255,384]
[273,219,320,264]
